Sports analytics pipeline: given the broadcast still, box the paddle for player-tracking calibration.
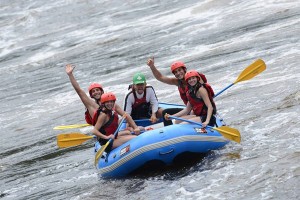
[169,116,241,143]
[54,60,265,131]
[53,118,156,130]
[53,123,91,130]
[57,132,94,148]
[214,59,266,98]
[94,116,127,166]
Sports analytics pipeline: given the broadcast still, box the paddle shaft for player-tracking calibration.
[169,116,241,143]
[214,83,234,98]
[53,123,91,130]
[59,136,94,142]
[169,116,213,129]
[94,117,127,165]
[214,59,266,98]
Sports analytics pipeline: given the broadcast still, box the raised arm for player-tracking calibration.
[65,64,98,115]
[147,57,178,86]
[115,103,141,135]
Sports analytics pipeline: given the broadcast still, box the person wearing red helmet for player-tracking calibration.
[146,57,209,126]
[147,57,208,104]
[147,57,189,105]
[65,64,103,125]
[92,92,138,152]
[165,70,217,127]
[65,64,141,134]
[88,82,104,99]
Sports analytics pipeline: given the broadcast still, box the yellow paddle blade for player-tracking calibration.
[53,124,91,130]
[213,126,241,143]
[168,116,241,143]
[234,59,266,84]
[94,141,110,166]
[57,133,94,148]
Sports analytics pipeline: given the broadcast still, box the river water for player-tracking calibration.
[0,0,299,199]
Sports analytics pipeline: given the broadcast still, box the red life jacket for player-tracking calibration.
[177,72,208,105]
[196,71,215,97]
[84,98,100,125]
[177,80,188,105]
[85,110,98,125]
[131,87,148,109]
[93,107,119,136]
[186,83,216,116]
[125,86,154,119]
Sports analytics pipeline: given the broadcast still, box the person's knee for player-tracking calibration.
[157,108,164,118]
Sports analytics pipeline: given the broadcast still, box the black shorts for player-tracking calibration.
[98,138,113,153]
[200,115,216,127]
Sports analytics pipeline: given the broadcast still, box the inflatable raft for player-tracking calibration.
[94,103,231,178]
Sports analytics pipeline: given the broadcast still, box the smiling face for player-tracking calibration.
[187,76,198,86]
[133,83,146,95]
[90,88,103,100]
[104,100,115,110]
[173,67,186,80]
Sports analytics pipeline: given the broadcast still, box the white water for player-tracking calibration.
[0,0,299,199]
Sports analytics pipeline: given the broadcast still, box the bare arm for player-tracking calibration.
[173,102,192,117]
[114,103,127,118]
[147,57,178,86]
[198,87,213,127]
[65,64,98,115]
[114,103,140,132]
[92,113,114,140]
[164,102,192,121]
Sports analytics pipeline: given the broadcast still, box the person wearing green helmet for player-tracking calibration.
[124,72,163,123]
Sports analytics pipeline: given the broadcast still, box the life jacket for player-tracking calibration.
[196,72,215,96]
[130,86,153,120]
[177,79,189,105]
[186,83,216,116]
[177,72,208,105]
[92,106,119,136]
[84,99,100,125]
[85,110,98,125]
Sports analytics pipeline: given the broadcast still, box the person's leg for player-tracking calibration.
[117,130,132,136]
[156,107,164,118]
[200,115,216,127]
[177,116,201,124]
[112,135,136,149]
[175,114,197,124]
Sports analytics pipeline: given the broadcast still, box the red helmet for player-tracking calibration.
[88,83,104,97]
[100,92,116,104]
[185,70,200,82]
[170,61,186,74]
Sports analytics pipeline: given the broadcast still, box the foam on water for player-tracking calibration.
[0,0,299,199]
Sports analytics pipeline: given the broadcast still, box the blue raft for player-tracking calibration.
[94,103,228,178]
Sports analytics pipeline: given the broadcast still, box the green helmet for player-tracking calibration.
[133,72,146,84]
